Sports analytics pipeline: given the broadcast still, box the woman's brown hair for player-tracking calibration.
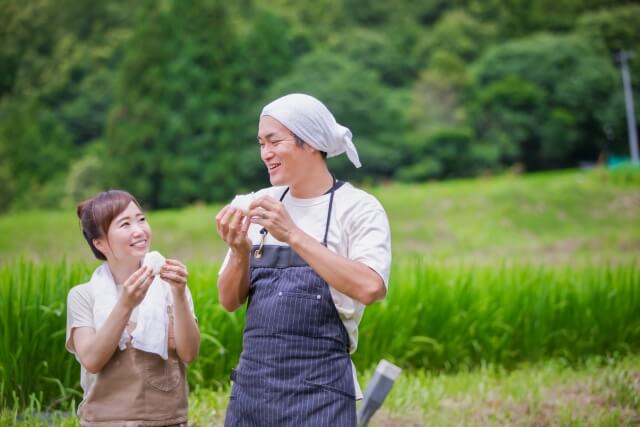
[77,190,143,260]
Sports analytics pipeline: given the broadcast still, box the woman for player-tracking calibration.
[66,190,200,427]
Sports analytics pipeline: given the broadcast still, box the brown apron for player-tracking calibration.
[78,308,188,427]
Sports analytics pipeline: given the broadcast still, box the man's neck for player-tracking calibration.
[288,169,334,199]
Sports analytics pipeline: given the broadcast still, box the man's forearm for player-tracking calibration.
[288,230,385,305]
[217,250,251,311]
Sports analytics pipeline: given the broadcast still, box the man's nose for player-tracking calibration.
[261,146,274,160]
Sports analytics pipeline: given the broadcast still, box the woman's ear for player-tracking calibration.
[93,238,107,256]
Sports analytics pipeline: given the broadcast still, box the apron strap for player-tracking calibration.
[256,176,338,251]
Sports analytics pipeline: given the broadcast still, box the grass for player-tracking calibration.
[1,168,639,265]
[1,261,638,411]
[2,355,639,426]
[1,167,638,422]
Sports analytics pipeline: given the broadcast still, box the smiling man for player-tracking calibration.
[215,93,392,427]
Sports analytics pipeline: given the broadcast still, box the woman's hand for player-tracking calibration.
[119,266,154,310]
[215,206,252,255]
[160,259,189,294]
[248,196,300,244]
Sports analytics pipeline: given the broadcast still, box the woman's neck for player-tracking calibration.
[107,258,141,285]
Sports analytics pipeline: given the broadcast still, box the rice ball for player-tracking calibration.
[230,192,255,215]
[143,251,166,275]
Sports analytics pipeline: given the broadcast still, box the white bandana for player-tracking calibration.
[261,93,362,168]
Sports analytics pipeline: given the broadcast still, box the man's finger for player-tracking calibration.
[249,196,278,211]
[218,207,237,226]
[215,205,230,221]
[240,215,251,235]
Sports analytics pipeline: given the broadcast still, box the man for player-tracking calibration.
[215,93,391,426]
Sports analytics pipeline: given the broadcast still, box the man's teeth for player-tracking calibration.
[131,240,146,247]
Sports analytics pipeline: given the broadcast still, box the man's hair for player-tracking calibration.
[292,133,327,159]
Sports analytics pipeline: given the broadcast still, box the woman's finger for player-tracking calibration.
[134,273,154,296]
[161,271,187,284]
[165,259,186,269]
[162,265,187,278]
[125,266,148,286]
[132,269,153,289]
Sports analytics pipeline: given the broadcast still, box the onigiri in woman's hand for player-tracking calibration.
[143,251,166,275]
[230,192,255,215]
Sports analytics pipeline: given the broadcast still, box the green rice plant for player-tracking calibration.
[355,261,640,372]
[1,260,639,410]
[0,261,90,410]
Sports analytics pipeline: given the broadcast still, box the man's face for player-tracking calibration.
[258,116,314,187]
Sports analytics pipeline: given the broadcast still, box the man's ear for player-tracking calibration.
[303,143,319,154]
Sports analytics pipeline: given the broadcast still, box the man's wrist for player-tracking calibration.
[229,246,251,264]
[287,227,306,248]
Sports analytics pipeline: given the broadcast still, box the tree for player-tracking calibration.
[470,33,620,170]
[0,101,72,209]
[262,50,410,182]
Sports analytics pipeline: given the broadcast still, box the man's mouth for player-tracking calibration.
[268,162,281,171]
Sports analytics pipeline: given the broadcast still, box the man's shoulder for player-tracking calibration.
[336,182,384,210]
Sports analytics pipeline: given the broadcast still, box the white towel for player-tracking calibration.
[261,93,362,168]
[90,263,170,360]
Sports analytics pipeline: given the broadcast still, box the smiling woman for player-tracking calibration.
[67,190,201,427]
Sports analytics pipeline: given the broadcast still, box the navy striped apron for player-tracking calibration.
[225,179,356,427]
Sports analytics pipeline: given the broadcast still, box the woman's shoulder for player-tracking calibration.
[67,282,94,309]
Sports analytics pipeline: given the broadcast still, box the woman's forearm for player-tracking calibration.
[172,290,200,363]
[74,303,132,373]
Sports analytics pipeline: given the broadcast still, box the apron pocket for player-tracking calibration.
[303,379,356,400]
[135,350,182,392]
[262,291,323,336]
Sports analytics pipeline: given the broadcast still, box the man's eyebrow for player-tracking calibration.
[258,132,276,141]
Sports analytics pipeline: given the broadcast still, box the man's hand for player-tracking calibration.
[216,206,252,254]
[248,196,301,244]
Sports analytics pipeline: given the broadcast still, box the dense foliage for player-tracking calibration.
[1,0,638,210]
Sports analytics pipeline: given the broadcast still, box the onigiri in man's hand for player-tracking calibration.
[143,251,166,275]
[230,192,255,215]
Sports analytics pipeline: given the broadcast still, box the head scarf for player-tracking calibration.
[260,93,362,168]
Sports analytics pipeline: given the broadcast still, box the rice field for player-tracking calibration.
[0,167,638,425]
[1,260,639,413]
[3,355,640,426]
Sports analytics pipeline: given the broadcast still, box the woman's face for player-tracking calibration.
[94,201,152,263]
